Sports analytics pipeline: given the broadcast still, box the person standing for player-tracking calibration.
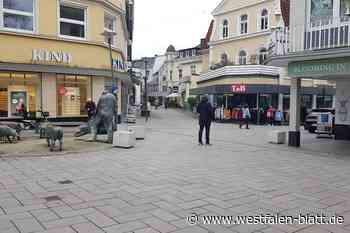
[275,109,284,126]
[85,98,96,120]
[197,96,214,146]
[266,106,274,126]
[241,105,251,129]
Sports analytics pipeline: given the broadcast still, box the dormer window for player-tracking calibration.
[222,19,229,38]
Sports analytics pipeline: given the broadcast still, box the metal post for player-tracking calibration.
[108,38,118,130]
[143,58,149,122]
[256,93,260,125]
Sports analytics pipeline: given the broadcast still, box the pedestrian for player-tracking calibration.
[238,106,244,129]
[240,105,251,129]
[85,98,96,120]
[266,106,274,126]
[275,109,284,126]
[197,96,214,146]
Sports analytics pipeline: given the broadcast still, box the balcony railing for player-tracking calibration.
[269,18,350,57]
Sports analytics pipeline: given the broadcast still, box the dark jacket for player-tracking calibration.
[85,101,96,118]
[197,101,214,124]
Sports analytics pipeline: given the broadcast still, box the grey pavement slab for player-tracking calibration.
[0,109,349,233]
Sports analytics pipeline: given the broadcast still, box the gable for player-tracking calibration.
[213,0,271,16]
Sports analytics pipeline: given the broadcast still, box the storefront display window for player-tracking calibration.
[0,72,41,118]
[317,95,333,108]
[57,75,91,116]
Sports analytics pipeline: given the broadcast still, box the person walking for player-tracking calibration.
[197,96,214,146]
[241,105,251,129]
[85,98,96,120]
[275,109,284,126]
[266,106,274,126]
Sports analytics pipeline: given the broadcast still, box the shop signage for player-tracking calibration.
[112,59,127,72]
[232,84,246,93]
[32,49,72,65]
[288,58,350,78]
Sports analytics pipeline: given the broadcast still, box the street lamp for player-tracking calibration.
[142,57,149,121]
[101,30,118,129]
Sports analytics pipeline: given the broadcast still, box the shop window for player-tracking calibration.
[59,4,86,39]
[239,14,248,35]
[0,72,40,118]
[57,75,91,116]
[104,13,116,45]
[1,0,35,32]
[317,95,333,108]
[260,9,269,31]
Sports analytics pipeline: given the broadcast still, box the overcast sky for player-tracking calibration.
[133,0,221,59]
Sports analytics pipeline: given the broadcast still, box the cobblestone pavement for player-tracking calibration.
[1,109,350,233]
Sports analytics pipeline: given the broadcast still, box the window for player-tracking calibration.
[238,50,247,65]
[104,13,116,45]
[191,64,197,74]
[169,70,173,81]
[260,9,269,30]
[258,48,267,64]
[220,53,229,65]
[0,0,35,32]
[178,69,183,80]
[57,75,91,116]
[340,0,350,21]
[222,19,229,38]
[59,4,86,39]
[240,14,248,34]
[310,0,333,25]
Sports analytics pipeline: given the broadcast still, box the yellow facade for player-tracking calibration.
[0,0,130,118]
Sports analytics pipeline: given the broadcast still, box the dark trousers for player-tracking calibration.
[239,118,249,129]
[199,122,211,144]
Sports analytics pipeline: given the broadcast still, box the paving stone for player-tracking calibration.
[30,208,60,222]
[42,216,89,229]
[103,221,147,233]
[35,227,76,233]
[142,217,178,232]
[12,217,44,233]
[133,227,160,233]
[72,222,105,233]
[84,210,117,227]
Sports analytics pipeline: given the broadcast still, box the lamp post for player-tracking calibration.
[142,57,149,121]
[101,30,118,129]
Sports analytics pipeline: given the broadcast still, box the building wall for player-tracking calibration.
[335,80,350,126]
[212,0,277,41]
[42,73,57,117]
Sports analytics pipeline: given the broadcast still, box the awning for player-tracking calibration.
[167,93,179,98]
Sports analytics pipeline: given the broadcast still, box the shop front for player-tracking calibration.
[0,36,129,121]
[191,82,335,124]
[287,57,350,141]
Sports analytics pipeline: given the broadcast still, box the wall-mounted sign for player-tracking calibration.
[232,84,246,93]
[112,59,127,72]
[32,49,72,64]
[288,58,350,78]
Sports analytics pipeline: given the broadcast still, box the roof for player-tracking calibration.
[166,45,176,53]
[201,20,214,50]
